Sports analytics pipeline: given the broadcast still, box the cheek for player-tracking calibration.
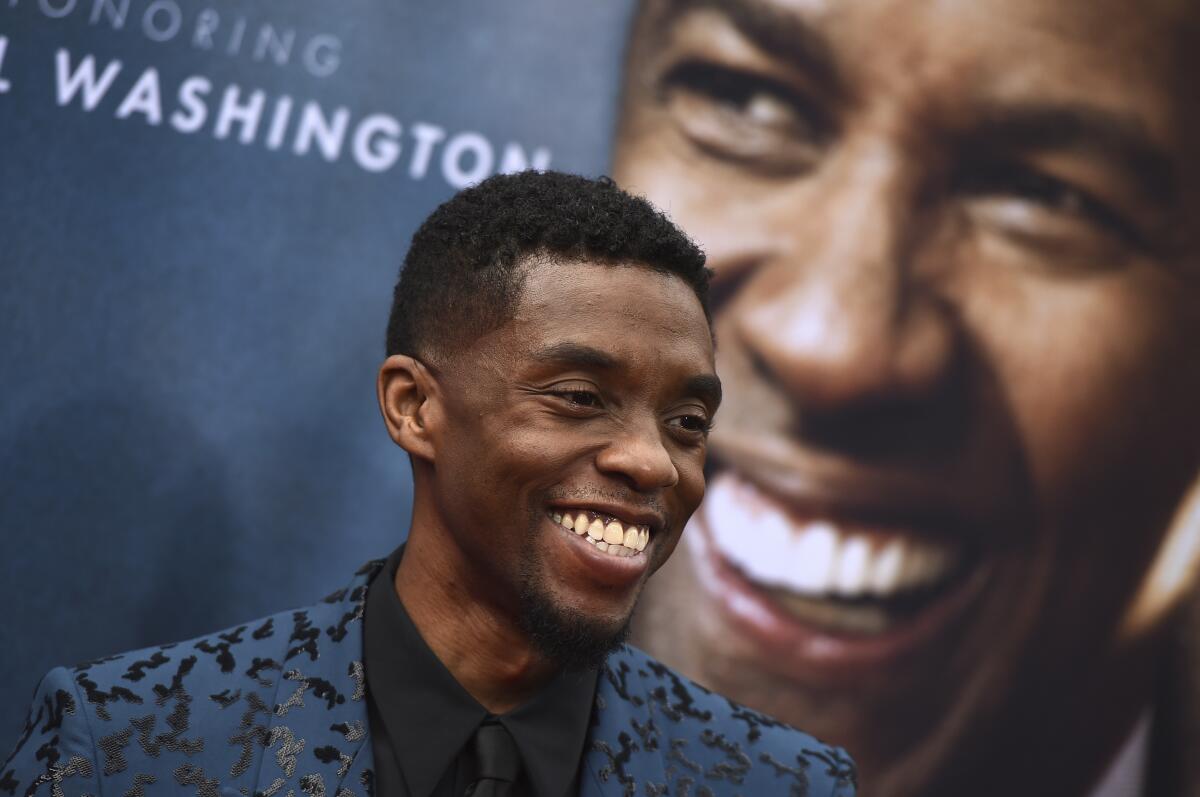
[614,131,752,251]
[674,451,711,520]
[966,267,1200,525]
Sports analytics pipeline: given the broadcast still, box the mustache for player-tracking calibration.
[543,485,667,518]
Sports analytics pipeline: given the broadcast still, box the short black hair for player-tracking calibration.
[385,171,710,359]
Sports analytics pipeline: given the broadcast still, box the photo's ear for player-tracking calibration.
[377,354,441,461]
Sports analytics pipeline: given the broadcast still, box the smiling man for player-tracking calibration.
[2,172,856,797]
[613,0,1200,796]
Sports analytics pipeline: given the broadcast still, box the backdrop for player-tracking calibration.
[0,0,632,735]
[5,4,1200,795]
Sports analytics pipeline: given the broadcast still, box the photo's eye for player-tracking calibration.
[660,60,828,174]
[954,159,1146,255]
[550,389,603,410]
[667,411,713,437]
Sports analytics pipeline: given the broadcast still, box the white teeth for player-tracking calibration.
[586,538,639,557]
[553,510,650,558]
[834,535,871,596]
[773,591,890,635]
[704,473,964,600]
[587,518,605,541]
[869,540,904,595]
[790,522,837,593]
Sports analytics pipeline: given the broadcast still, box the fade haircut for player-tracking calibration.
[385,171,710,360]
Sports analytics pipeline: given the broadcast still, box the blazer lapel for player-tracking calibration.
[255,561,383,796]
[579,647,668,797]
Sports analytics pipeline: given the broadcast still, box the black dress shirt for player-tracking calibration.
[364,547,599,797]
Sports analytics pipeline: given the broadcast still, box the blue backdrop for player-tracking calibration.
[0,0,632,736]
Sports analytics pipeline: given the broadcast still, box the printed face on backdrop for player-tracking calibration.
[421,257,720,663]
[614,0,1200,794]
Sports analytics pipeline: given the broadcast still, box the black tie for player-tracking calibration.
[464,720,522,797]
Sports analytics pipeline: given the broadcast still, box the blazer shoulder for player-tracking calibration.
[2,574,373,797]
[62,564,375,730]
[601,645,858,796]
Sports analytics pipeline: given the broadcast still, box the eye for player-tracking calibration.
[660,60,829,174]
[954,159,1144,250]
[549,389,603,410]
[667,412,713,438]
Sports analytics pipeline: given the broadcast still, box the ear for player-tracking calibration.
[377,354,441,462]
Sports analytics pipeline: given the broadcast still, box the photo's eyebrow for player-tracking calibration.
[684,373,723,411]
[531,342,619,370]
[966,102,1177,207]
[653,0,841,91]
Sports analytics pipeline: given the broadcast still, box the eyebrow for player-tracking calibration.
[652,0,841,93]
[532,341,723,408]
[685,373,723,411]
[531,342,619,370]
[965,102,1178,207]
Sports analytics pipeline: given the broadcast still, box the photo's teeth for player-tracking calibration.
[705,472,971,604]
[622,527,639,548]
[603,521,624,545]
[588,518,605,540]
[749,508,794,585]
[834,536,871,596]
[596,541,609,552]
[639,528,648,551]
[903,546,946,588]
[774,591,890,635]
[559,513,574,531]
[574,515,589,536]
[869,540,904,595]
[552,512,562,523]
[791,523,838,593]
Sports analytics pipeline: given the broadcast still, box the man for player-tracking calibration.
[1,172,856,796]
[612,0,1200,795]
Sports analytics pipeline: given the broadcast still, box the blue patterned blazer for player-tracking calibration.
[3,558,856,796]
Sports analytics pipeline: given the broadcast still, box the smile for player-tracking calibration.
[688,467,990,682]
[551,510,650,557]
[706,474,971,634]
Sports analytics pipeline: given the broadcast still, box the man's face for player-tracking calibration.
[428,257,719,665]
[614,0,1200,793]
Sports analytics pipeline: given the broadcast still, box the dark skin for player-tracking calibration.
[376,257,719,713]
[615,0,1200,794]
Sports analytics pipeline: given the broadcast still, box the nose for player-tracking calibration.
[732,143,960,418]
[594,420,680,492]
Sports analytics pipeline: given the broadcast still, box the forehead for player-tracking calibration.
[504,256,714,369]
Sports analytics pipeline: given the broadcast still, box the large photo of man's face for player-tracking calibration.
[613,0,1200,794]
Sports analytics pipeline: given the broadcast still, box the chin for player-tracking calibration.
[518,559,639,670]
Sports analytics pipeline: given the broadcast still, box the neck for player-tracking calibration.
[394,518,559,714]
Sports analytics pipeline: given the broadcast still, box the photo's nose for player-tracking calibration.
[595,424,680,492]
[731,156,959,415]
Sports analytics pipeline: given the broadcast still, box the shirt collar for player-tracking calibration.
[364,545,598,797]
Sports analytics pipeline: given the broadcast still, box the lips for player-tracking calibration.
[542,501,665,591]
[690,469,988,679]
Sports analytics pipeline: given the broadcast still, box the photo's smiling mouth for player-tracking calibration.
[692,468,991,678]
[707,472,977,634]
[550,509,652,558]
